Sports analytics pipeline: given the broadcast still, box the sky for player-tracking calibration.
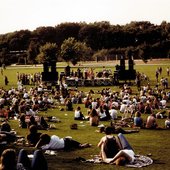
[0,0,170,34]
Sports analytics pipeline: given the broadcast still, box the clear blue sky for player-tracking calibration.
[0,0,170,34]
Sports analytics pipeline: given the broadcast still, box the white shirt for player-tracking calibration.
[120,104,127,113]
[17,81,23,91]
[165,119,170,128]
[41,135,65,150]
[122,99,131,105]
[74,110,81,118]
[26,109,35,116]
[23,92,29,99]
[0,98,5,105]
[37,87,43,92]
[63,83,68,89]
[99,111,106,119]
[160,99,166,106]
[91,101,97,109]
[112,101,119,108]
[109,109,118,120]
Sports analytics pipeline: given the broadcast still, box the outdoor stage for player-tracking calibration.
[65,77,114,86]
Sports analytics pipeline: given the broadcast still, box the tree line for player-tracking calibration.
[0,21,170,65]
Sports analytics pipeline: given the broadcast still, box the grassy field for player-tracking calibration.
[0,60,170,170]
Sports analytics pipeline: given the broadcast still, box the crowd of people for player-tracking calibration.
[16,72,42,86]
[71,81,170,129]
[0,66,169,169]
[67,67,112,80]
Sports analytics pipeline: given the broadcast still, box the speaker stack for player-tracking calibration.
[42,61,58,82]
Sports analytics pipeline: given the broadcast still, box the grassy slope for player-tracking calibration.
[0,60,170,170]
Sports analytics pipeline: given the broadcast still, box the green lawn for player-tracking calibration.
[0,60,170,170]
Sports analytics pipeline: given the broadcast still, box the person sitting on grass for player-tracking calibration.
[35,133,91,151]
[144,103,153,114]
[27,115,38,128]
[74,106,85,120]
[65,98,73,111]
[98,126,120,159]
[0,122,16,144]
[39,116,49,130]
[98,126,135,165]
[0,148,48,170]
[165,112,170,129]
[89,108,100,126]
[98,106,108,121]
[27,125,42,147]
[102,147,135,165]
[133,111,144,128]
[145,113,158,129]
[19,114,27,128]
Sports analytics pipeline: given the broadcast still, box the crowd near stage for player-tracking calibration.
[65,77,114,87]
[41,56,137,87]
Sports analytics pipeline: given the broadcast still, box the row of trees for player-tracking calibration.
[0,21,170,65]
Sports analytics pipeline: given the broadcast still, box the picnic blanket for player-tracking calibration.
[126,155,153,168]
[86,154,153,168]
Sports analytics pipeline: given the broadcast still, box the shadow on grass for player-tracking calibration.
[46,154,95,170]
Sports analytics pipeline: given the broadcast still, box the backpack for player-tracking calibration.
[103,137,120,158]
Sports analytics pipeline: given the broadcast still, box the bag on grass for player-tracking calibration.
[70,123,78,130]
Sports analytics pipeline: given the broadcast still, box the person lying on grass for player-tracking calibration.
[96,124,139,134]
[35,133,91,151]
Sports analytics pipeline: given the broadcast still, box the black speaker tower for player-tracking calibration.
[42,61,58,82]
[114,56,136,81]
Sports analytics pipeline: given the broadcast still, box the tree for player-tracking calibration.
[55,23,82,46]
[92,49,109,61]
[78,23,102,50]
[60,37,91,65]
[8,30,31,51]
[0,21,169,65]
[27,41,40,64]
[32,26,57,44]
[36,42,58,63]
[0,48,8,65]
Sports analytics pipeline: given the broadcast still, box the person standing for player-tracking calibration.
[75,76,79,89]
[4,76,9,85]
[167,67,169,76]
[155,70,159,82]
